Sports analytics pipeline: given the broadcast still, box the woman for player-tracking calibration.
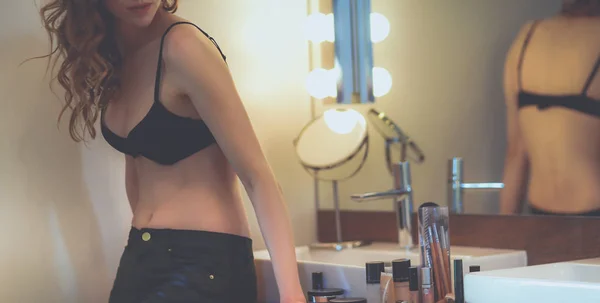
[39,0,305,302]
[500,0,600,216]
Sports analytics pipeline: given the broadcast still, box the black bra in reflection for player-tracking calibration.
[101,22,227,165]
[516,20,600,118]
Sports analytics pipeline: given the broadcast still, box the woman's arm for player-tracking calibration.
[499,23,532,215]
[163,26,305,302]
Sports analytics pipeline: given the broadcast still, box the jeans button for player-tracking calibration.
[141,232,151,241]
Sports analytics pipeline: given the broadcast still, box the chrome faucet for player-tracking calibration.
[448,157,504,214]
[351,161,414,250]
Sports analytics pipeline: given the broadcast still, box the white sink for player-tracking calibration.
[465,258,600,303]
[254,242,527,302]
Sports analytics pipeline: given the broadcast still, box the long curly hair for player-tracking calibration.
[562,0,600,16]
[38,0,178,142]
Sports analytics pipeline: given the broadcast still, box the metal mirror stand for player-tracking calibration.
[310,176,372,251]
[305,140,371,251]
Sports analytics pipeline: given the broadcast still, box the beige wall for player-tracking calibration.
[0,1,313,302]
[319,0,562,214]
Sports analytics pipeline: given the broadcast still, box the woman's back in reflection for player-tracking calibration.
[501,4,600,215]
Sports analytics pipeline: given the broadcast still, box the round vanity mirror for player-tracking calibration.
[368,108,409,141]
[367,109,405,141]
[294,108,369,181]
[367,108,425,172]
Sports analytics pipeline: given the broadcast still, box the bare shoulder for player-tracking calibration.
[160,23,225,70]
[503,20,540,98]
[506,20,538,64]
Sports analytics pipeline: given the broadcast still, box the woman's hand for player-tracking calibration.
[280,286,306,303]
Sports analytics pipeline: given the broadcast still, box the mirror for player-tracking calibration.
[307,0,600,218]
[294,108,369,182]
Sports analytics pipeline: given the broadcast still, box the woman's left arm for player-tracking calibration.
[163,26,305,302]
[499,23,531,215]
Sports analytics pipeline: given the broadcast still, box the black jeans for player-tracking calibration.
[109,227,258,303]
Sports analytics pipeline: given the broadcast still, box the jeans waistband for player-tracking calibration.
[127,227,253,253]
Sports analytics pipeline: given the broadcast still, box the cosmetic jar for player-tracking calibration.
[307,272,344,302]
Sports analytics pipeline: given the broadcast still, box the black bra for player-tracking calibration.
[101,22,227,165]
[517,20,600,118]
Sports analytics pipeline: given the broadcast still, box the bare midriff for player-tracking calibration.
[127,144,251,238]
[520,108,600,213]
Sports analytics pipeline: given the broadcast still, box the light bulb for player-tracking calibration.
[306,68,337,99]
[323,108,366,135]
[373,67,392,97]
[305,13,335,43]
[371,13,390,43]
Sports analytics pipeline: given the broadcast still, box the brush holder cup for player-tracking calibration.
[418,206,451,302]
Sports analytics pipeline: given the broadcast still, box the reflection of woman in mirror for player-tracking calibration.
[37,0,305,302]
[500,0,600,216]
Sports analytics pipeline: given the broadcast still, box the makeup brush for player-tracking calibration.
[432,223,452,295]
[418,203,437,269]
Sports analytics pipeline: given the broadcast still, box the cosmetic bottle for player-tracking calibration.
[420,267,434,303]
[392,259,411,302]
[312,272,324,289]
[329,298,367,303]
[306,272,344,302]
[408,266,420,303]
[381,271,396,303]
[366,261,385,303]
[469,265,480,273]
[453,259,464,303]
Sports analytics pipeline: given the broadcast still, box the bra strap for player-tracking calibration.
[517,20,539,90]
[582,55,600,95]
[154,21,227,102]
